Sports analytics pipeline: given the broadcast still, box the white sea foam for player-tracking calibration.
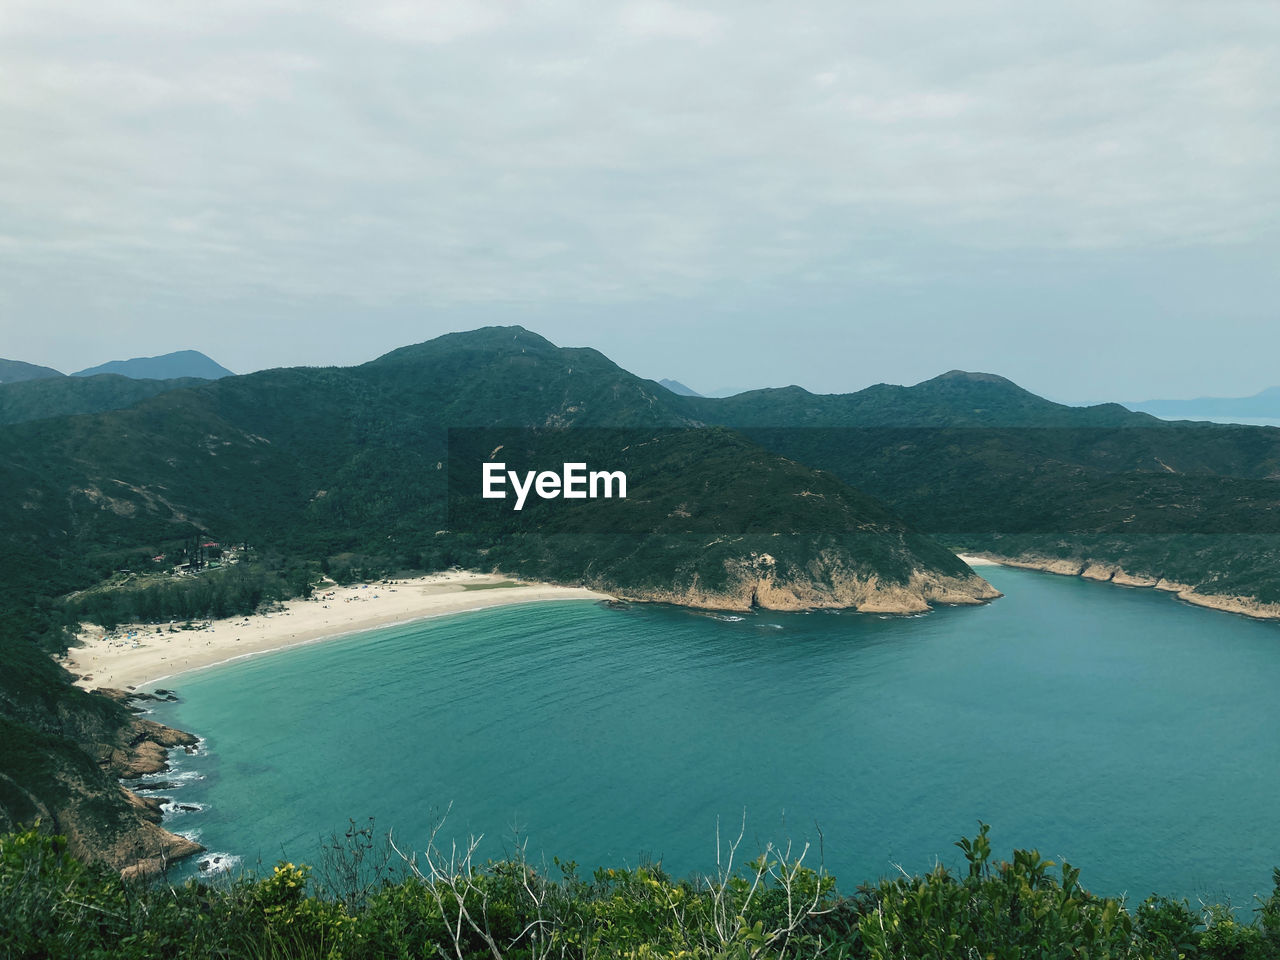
[139,769,205,785]
[161,800,207,816]
[198,852,241,876]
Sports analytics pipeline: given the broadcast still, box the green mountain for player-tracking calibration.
[0,327,996,873]
[682,369,1153,427]
[3,327,990,615]
[12,330,1280,876]
[71,350,234,381]
[0,358,63,383]
[0,374,211,426]
[682,370,1280,611]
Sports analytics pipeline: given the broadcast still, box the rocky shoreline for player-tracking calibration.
[963,553,1280,621]
[618,564,1001,613]
[90,688,206,879]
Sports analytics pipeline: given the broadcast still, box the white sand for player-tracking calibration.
[58,572,612,691]
[956,553,1001,567]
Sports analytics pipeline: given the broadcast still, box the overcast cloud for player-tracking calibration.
[1,1,1277,400]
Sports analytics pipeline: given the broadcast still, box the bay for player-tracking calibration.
[147,565,1280,908]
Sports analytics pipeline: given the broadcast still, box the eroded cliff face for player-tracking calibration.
[58,778,203,881]
[611,550,1000,613]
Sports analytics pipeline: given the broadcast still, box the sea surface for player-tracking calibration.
[146,565,1280,908]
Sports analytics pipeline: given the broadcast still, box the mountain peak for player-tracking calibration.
[367,326,560,366]
[925,370,1020,387]
[72,350,233,381]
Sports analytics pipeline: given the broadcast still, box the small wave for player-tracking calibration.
[161,800,207,817]
[713,615,746,622]
[169,736,207,759]
[141,769,205,785]
[198,852,241,876]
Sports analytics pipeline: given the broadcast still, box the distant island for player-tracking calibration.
[1125,386,1280,420]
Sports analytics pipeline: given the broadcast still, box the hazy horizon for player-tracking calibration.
[4,1,1277,403]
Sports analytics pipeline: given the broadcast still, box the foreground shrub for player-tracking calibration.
[4,822,1280,959]
[857,824,1139,959]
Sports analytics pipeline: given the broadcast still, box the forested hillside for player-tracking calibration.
[0,374,210,425]
[7,325,1280,874]
[0,327,992,872]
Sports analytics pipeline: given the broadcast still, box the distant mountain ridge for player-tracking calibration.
[681,368,1152,428]
[657,378,701,397]
[0,358,63,383]
[72,350,233,381]
[1127,387,1280,420]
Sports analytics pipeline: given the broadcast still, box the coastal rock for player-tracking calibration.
[119,831,205,881]
[1174,590,1280,620]
[100,717,197,780]
[125,791,166,825]
[114,740,170,779]
[93,687,150,702]
[963,553,1280,621]
[4,752,204,878]
[131,780,181,792]
[617,558,999,613]
[0,677,207,877]
[137,719,198,750]
[1112,570,1159,588]
[1001,557,1085,577]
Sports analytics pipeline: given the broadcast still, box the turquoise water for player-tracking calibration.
[147,566,1280,907]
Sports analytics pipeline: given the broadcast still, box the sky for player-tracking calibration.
[2,0,1277,402]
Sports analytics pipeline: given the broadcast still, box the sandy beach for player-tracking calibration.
[956,553,1000,566]
[59,572,612,692]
